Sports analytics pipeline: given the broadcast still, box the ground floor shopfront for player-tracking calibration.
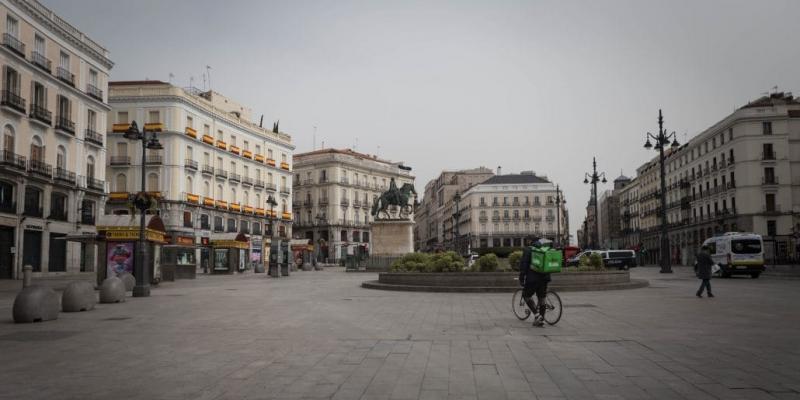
[294,223,370,263]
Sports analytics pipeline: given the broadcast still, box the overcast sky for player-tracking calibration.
[45,0,800,244]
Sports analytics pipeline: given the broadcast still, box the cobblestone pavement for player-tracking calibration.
[0,267,799,400]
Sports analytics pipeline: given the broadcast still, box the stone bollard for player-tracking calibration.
[99,277,126,303]
[117,272,135,292]
[22,265,32,288]
[62,281,97,312]
[13,286,60,323]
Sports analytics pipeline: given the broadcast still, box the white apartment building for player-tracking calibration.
[617,175,640,250]
[0,0,112,279]
[461,172,568,249]
[292,148,414,262]
[105,81,294,276]
[625,92,800,265]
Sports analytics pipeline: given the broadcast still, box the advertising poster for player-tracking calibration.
[107,242,134,277]
[238,249,246,271]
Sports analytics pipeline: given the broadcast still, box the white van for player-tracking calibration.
[701,232,765,278]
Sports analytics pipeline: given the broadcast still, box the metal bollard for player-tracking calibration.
[22,265,32,288]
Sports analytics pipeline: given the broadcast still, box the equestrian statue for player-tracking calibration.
[371,178,417,220]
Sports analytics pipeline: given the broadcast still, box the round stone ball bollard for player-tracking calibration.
[99,277,126,304]
[62,281,97,312]
[13,286,60,323]
[117,272,135,292]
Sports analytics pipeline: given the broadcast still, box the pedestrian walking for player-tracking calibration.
[695,245,714,298]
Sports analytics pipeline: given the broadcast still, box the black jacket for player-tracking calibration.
[695,250,713,280]
[519,246,551,287]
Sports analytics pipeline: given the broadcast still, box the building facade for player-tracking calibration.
[617,175,640,250]
[414,167,495,252]
[623,92,800,265]
[461,172,568,250]
[291,149,414,262]
[598,175,631,249]
[105,81,294,274]
[0,0,112,279]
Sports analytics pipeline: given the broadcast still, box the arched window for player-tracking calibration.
[230,187,236,203]
[185,175,193,193]
[86,156,95,179]
[203,180,210,197]
[115,174,127,191]
[56,145,67,169]
[30,136,44,162]
[282,199,287,213]
[341,230,347,241]
[147,173,158,191]
[0,180,14,211]
[243,191,249,206]
[255,193,261,206]
[216,184,223,199]
[3,124,14,152]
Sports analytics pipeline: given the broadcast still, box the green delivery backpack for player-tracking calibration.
[530,246,563,274]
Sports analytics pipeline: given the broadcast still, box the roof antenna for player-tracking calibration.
[259,115,264,128]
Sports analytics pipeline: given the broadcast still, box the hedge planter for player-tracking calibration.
[362,271,648,293]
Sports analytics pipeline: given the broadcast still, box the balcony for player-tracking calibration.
[230,203,241,213]
[215,169,228,179]
[86,176,104,192]
[726,181,736,189]
[254,179,265,189]
[282,212,291,220]
[1,90,26,114]
[184,159,198,170]
[254,154,265,163]
[229,145,240,155]
[109,156,130,166]
[762,151,776,161]
[353,199,361,208]
[0,202,16,214]
[186,193,200,204]
[55,116,75,135]
[54,167,76,185]
[762,205,781,215]
[762,176,779,186]
[242,150,252,159]
[280,162,290,170]
[23,205,43,218]
[255,208,266,216]
[2,33,25,57]
[85,83,103,101]
[242,176,253,186]
[318,176,328,184]
[215,200,228,209]
[0,150,26,171]
[203,197,215,207]
[202,135,214,145]
[84,129,103,146]
[229,173,241,183]
[340,177,350,185]
[280,186,290,194]
[340,198,350,207]
[303,200,312,207]
[184,127,197,139]
[319,198,329,206]
[145,155,163,165]
[49,208,68,221]
[28,159,52,179]
[56,67,75,87]
[266,158,276,167]
[216,140,227,150]
[201,164,214,175]
[213,223,224,232]
[265,183,276,191]
[29,104,52,125]
[244,205,254,214]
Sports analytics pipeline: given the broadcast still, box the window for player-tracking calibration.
[148,110,160,123]
[762,121,772,135]
[217,129,223,140]
[147,173,159,191]
[186,145,193,160]
[3,66,20,96]
[764,167,775,184]
[729,128,733,141]
[6,15,19,37]
[763,143,774,160]
[30,136,44,162]
[24,187,41,216]
[0,180,14,211]
[227,218,237,232]
[89,69,98,87]
[203,180,210,197]
[3,124,14,152]
[203,124,210,135]
[214,216,223,232]
[115,174,127,191]
[268,149,273,159]
[59,51,70,71]
[186,176,193,193]
[116,142,128,157]
[183,211,193,228]
[186,115,193,128]
[118,111,129,124]
[87,109,97,131]
[767,220,777,237]
[57,95,71,120]
[31,81,45,107]
[765,193,776,212]
[231,135,236,146]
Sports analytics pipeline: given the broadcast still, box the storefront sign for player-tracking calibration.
[107,242,134,277]
[211,240,248,249]
[103,227,165,243]
[176,236,194,246]
[25,224,43,231]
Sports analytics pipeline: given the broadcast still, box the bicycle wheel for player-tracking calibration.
[511,289,532,320]
[542,291,562,325]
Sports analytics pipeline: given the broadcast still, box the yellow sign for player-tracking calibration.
[212,240,248,249]
[100,227,166,243]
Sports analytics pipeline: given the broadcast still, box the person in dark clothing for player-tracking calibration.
[519,237,551,327]
[695,245,714,298]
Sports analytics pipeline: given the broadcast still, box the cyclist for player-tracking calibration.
[519,236,551,327]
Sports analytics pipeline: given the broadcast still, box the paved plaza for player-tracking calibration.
[0,267,799,400]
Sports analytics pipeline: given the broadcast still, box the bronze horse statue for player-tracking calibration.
[371,183,416,219]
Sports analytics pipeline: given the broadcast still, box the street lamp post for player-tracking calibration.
[452,191,462,255]
[315,212,326,264]
[644,109,681,273]
[267,195,278,276]
[584,157,607,249]
[555,185,565,248]
[123,121,162,297]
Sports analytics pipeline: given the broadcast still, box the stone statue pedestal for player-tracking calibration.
[367,220,414,271]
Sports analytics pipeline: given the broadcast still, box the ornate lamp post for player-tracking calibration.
[555,185,565,247]
[315,212,326,263]
[452,191,462,254]
[584,157,607,249]
[123,121,162,297]
[267,195,278,276]
[643,109,680,273]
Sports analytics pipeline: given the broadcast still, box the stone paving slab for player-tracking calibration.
[0,267,799,399]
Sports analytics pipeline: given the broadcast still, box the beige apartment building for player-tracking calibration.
[292,148,414,262]
[414,167,495,252]
[0,0,112,279]
[105,81,294,276]
[623,92,800,265]
[617,175,640,250]
[461,172,569,250]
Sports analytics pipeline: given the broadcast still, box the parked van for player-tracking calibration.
[701,232,765,278]
[596,250,637,270]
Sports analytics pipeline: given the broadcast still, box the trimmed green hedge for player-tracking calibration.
[391,252,466,272]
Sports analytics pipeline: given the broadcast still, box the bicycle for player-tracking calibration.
[512,282,563,325]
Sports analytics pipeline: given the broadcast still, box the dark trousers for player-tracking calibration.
[522,281,548,317]
[697,279,711,295]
